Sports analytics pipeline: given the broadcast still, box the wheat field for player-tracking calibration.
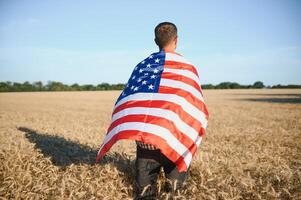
[0,89,300,200]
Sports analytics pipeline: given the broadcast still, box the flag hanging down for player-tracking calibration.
[96,50,209,172]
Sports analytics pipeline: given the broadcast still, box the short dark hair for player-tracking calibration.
[154,22,177,49]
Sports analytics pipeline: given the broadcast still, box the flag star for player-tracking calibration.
[142,80,147,85]
[132,75,136,80]
[137,78,142,82]
[149,55,153,59]
[155,58,160,63]
[122,91,126,96]
[151,75,156,79]
[134,66,138,70]
[134,86,139,91]
[139,69,143,73]
[146,64,151,68]
[153,69,159,73]
[141,60,145,64]
[148,84,154,90]
[144,73,149,76]
[131,85,135,90]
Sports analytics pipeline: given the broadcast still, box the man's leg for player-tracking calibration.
[135,146,161,200]
[160,153,189,194]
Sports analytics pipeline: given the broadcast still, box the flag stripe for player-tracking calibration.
[161,72,201,93]
[196,136,202,146]
[164,62,198,76]
[160,78,205,103]
[165,52,193,65]
[99,122,193,167]
[162,68,200,86]
[107,114,198,151]
[112,100,206,134]
[110,107,200,143]
[158,86,209,117]
[96,130,189,171]
[114,93,208,129]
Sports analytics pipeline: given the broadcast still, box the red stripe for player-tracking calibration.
[96,130,188,172]
[107,114,198,153]
[112,100,206,134]
[164,61,198,77]
[161,72,202,93]
[158,86,209,118]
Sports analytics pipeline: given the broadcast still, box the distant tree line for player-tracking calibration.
[202,81,301,89]
[0,81,300,92]
[0,81,124,92]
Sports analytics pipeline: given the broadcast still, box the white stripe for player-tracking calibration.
[160,78,205,103]
[165,53,193,65]
[196,136,202,147]
[112,107,201,143]
[114,93,208,129]
[100,122,193,167]
[163,68,200,84]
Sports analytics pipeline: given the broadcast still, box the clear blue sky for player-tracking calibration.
[0,0,300,86]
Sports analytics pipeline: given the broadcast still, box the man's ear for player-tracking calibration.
[174,36,178,47]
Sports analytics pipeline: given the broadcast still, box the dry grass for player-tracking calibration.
[0,89,300,199]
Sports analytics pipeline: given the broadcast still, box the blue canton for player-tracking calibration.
[116,51,166,103]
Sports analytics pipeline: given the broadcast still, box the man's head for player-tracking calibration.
[154,22,178,51]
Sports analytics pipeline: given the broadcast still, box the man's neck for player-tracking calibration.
[161,46,176,53]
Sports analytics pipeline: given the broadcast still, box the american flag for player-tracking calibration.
[96,50,209,172]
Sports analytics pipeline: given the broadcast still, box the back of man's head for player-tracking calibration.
[154,22,177,50]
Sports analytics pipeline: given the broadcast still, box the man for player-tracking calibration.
[135,22,190,200]
[96,22,208,200]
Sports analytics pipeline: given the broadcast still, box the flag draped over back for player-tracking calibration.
[96,50,209,172]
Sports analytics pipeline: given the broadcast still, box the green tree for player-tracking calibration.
[47,81,65,91]
[111,83,125,90]
[96,82,110,90]
[71,83,81,91]
[13,82,22,92]
[82,84,96,91]
[202,84,215,89]
[22,81,33,91]
[0,82,10,92]
[33,81,43,91]
[252,81,265,88]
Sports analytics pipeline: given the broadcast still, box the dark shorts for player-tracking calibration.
[135,145,189,199]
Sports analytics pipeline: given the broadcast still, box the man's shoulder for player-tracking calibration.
[136,51,165,65]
